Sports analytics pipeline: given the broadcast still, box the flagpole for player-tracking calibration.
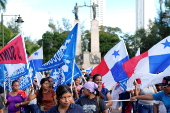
[3,82,6,99]
[71,59,75,91]
[2,65,6,99]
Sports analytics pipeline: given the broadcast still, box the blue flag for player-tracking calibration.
[54,68,66,91]
[4,66,12,92]
[0,64,5,83]
[50,61,82,85]
[19,61,36,90]
[38,24,78,72]
[5,63,27,80]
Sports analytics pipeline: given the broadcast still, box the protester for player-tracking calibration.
[45,72,50,78]
[28,78,57,112]
[24,78,39,113]
[76,81,108,113]
[93,74,113,112]
[47,77,54,90]
[74,77,83,96]
[49,85,84,113]
[153,84,166,113]
[131,76,170,112]
[4,80,29,113]
[86,75,93,82]
[134,80,157,113]
[72,86,79,100]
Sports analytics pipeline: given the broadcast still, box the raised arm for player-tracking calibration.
[130,94,154,101]
[28,86,37,101]
[86,5,92,7]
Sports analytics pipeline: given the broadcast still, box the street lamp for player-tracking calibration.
[1,13,24,47]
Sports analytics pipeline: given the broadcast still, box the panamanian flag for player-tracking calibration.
[123,36,170,89]
[91,40,129,90]
[28,47,43,71]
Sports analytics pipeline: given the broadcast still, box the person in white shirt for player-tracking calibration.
[24,78,39,113]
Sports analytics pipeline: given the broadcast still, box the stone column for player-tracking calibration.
[91,19,101,61]
[82,51,91,69]
[74,20,82,56]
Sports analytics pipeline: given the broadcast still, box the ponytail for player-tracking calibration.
[95,89,99,96]
[38,87,43,104]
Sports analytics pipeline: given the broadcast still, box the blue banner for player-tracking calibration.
[38,24,78,72]
[19,60,36,90]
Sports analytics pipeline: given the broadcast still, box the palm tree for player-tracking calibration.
[0,0,7,11]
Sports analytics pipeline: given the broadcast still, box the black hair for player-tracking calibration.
[74,77,80,81]
[47,77,53,81]
[56,85,72,104]
[38,78,49,104]
[95,89,100,96]
[93,74,102,81]
[12,80,19,86]
[86,75,93,81]
[67,83,71,87]
[84,74,88,78]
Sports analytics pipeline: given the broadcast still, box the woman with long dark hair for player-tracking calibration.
[93,74,113,111]
[76,81,108,113]
[4,80,29,113]
[28,78,57,112]
[49,85,84,113]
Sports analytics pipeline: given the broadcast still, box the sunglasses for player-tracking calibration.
[162,85,169,88]
[34,80,37,82]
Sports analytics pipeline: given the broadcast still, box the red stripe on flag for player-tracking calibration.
[91,58,110,76]
[0,34,27,64]
[123,51,148,78]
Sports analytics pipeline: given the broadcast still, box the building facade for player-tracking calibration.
[90,0,106,26]
[136,0,155,30]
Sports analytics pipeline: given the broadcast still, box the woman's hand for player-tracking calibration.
[109,106,113,112]
[31,85,34,91]
[15,103,21,108]
[133,80,138,86]
[4,99,7,104]
[130,96,137,101]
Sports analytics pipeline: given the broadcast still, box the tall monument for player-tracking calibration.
[73,2,101,69]
[72,3,83,56]
[89,3,101,63]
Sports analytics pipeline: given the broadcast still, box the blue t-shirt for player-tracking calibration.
[49,103,84,113]
[101,87,109,101]
[152,91,170,112]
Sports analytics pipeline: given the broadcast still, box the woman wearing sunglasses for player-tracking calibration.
[131,76,170,113]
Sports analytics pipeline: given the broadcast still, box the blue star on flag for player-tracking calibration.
[34,52,39,56]
[112,50,119,58]
[161,39,170,48]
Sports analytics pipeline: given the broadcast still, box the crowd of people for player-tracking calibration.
[0,72,169,113]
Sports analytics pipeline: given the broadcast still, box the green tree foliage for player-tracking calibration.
[0,0,7,11]
[25,36,39,55]
[37,31,68,63]
[0,23,12,49]
[7,18,20,34]
[62,18,72,31]
[48,18,57,32]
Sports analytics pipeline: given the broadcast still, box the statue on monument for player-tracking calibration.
[84,38,89,51]
[72,3,84,20]
[87,2,98,19]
